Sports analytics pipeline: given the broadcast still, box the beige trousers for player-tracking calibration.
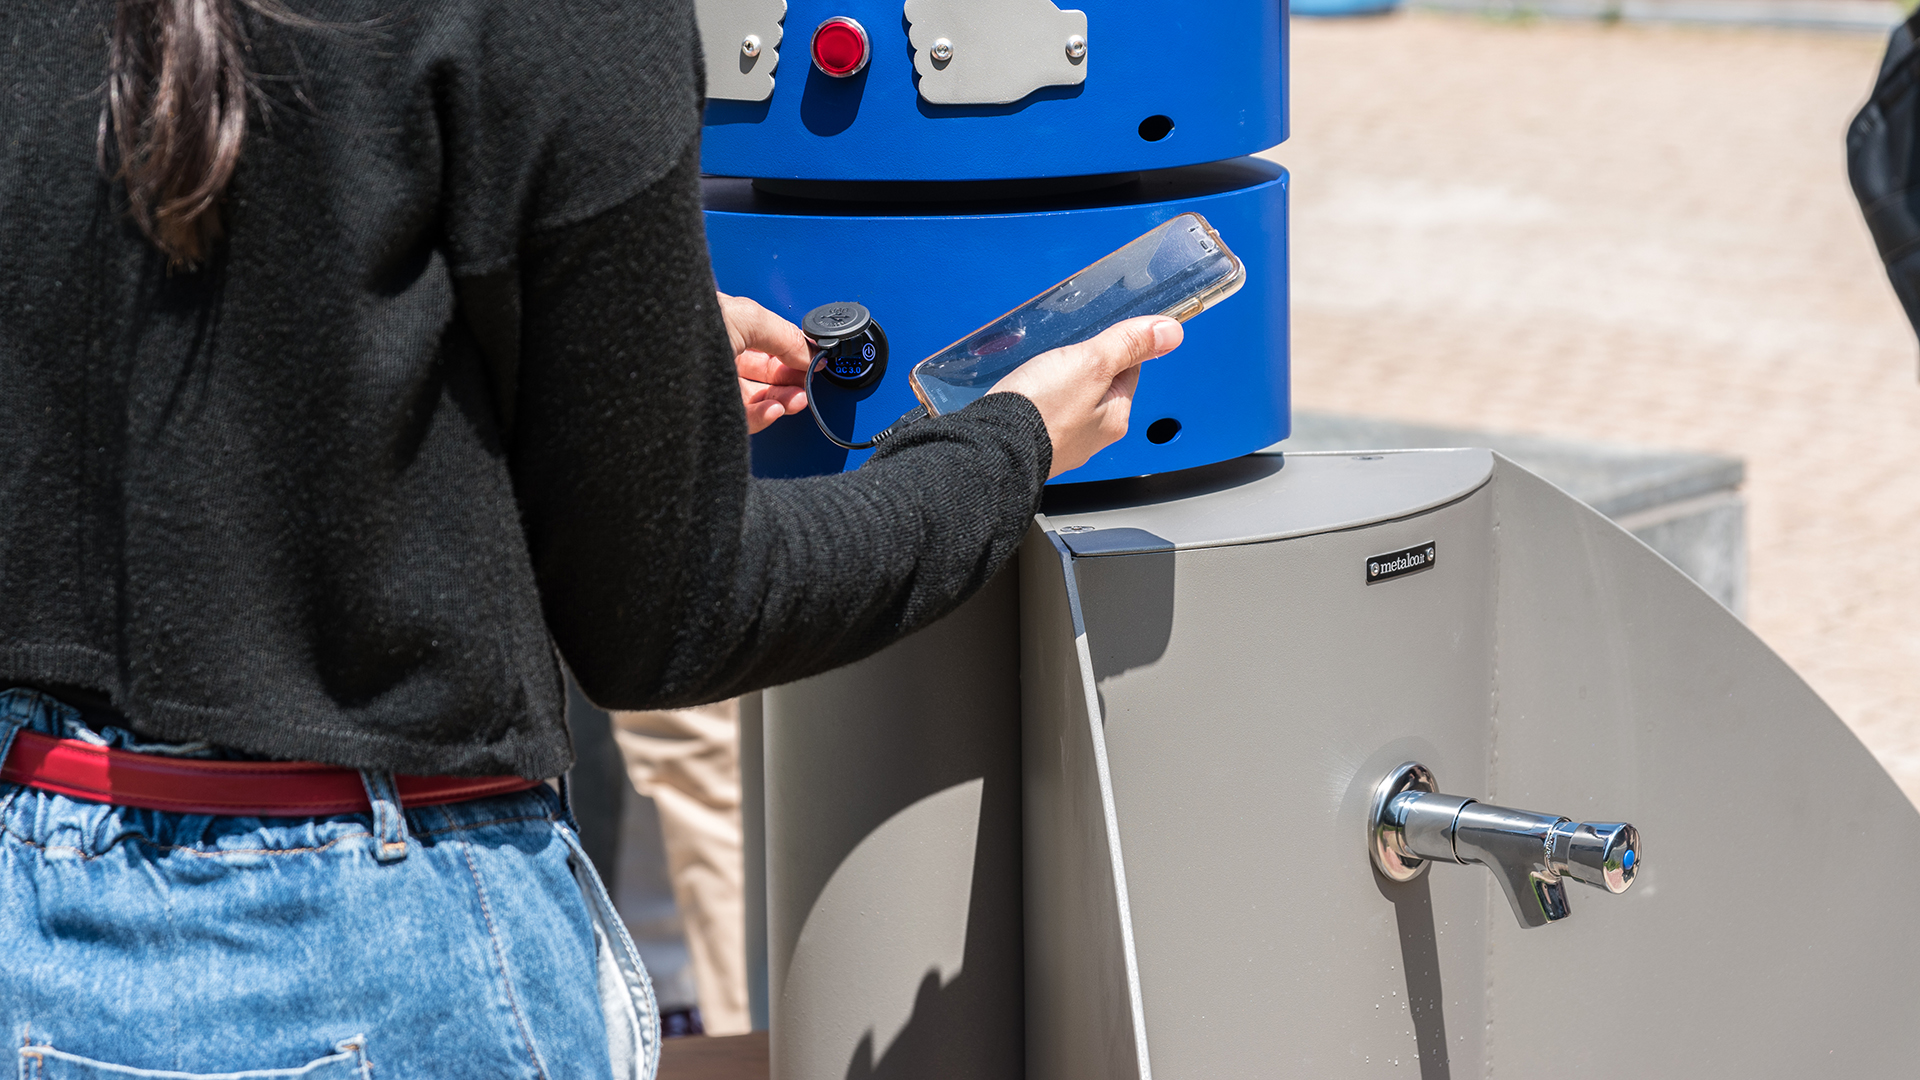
[609,700,749,1035]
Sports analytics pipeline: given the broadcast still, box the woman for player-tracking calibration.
[0,0,1179,1076]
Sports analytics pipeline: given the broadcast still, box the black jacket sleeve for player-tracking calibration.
[1850,10,1920,344]
[496,141,1052,710]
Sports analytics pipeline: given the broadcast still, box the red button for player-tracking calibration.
[811,17,870,78]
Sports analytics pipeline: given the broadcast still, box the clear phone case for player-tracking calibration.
[909,213,1246,416]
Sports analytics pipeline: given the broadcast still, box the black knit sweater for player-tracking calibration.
[0,0,1050,777]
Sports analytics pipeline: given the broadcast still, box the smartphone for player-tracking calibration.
[908,213,1246,417]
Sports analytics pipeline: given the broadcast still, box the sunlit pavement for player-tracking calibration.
[1268,11,1920,802]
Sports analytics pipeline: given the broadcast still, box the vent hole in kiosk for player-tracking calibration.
[1146,417,1182,444]
[1138,115,1175,142]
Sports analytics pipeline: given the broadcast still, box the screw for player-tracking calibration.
[1065,34,1087,59]
[741,34,762,58]
[930,37,953,62]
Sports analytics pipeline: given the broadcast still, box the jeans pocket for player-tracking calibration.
[18,1037,371,1079]
[556,823,660,1080]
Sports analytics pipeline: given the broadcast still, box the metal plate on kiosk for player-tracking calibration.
[696,0,787,102]
[904,0,1089,106]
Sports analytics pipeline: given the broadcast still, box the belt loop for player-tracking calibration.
[0,693,34,772]
[555,773,579,831]
[359,770,411,863]
[0,716,24,775]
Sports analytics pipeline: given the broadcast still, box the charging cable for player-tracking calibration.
[803,357,927,451]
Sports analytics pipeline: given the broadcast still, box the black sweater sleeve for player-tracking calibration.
[498,143,1052,710]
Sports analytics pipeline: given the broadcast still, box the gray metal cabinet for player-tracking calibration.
[765,450,1920,1079]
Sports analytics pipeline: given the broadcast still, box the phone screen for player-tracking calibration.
[910,213,1245,416]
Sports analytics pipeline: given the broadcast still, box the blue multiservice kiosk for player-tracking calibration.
[699,0,1291,482]
[691,7,1920,1080]
[696,2,1294,1076]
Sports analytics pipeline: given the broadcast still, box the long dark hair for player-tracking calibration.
[103,0,287,269]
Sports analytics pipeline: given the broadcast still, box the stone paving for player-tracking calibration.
[1265,11,1920,802]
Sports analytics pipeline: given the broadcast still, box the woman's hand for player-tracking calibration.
[719,292,813,434]
[990,316,1183,478]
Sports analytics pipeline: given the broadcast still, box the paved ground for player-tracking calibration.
[1265,12,1920,802]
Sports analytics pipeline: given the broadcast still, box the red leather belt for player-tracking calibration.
[0,729,543,816]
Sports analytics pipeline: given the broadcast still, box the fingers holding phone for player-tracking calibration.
[990,316,1183,478]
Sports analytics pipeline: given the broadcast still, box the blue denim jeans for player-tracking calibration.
[0,690,659,1079]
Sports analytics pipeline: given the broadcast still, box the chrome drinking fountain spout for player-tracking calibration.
[1368,762,1640,928]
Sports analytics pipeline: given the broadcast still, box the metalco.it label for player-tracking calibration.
[1367,542,1437,585]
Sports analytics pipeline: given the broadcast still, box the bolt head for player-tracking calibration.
[740,34,761,58]
[1065,34,1087,59]
[930,37,953,62]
